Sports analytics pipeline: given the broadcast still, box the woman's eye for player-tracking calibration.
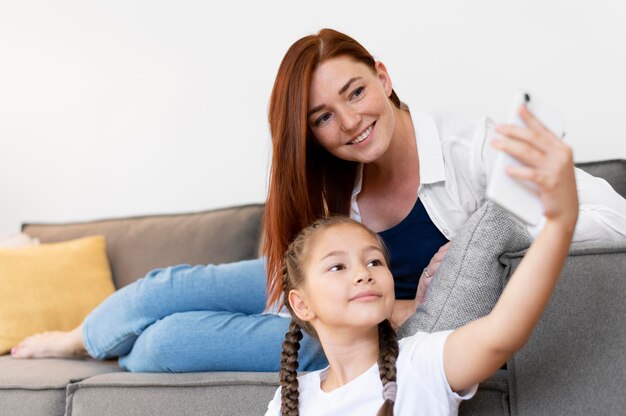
[367,259,383,267]
[314,112,332,126]
[329,264,345,272]
[350,86,365,100]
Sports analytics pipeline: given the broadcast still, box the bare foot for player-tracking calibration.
[11,325,88,359]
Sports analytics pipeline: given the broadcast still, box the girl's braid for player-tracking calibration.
[376,319,399,416]
[280,320,302,416]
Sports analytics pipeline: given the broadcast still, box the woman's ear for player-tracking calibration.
[288,289,316,322]
[375,61,393,97]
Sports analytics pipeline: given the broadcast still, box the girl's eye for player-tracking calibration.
[350,86,365,100]
[329,264,345,272]
[367,259,383,268]
[314,112,332,126]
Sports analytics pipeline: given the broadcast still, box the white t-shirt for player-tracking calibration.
[265,330,476,416]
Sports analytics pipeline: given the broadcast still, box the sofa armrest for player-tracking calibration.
[500,241,626,416]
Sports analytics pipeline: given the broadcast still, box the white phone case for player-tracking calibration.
[486,91,566,225]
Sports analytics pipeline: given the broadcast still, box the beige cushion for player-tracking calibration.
[0,236,115,354]
[22,204,265,289]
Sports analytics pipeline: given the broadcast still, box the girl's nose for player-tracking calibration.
[355,267,374,284]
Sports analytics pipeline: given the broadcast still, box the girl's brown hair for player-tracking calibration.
[264,28,403,310]
[279,216,399,416]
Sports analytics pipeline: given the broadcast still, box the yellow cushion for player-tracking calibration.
[0,236,115,354]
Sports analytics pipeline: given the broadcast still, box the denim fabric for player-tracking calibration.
[83,258,327,372]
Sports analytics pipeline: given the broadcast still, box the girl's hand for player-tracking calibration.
[492,106,579,231]
[445,114,578,393]
[415,242,451,304]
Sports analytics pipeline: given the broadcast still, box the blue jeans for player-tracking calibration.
[82,258,327,372]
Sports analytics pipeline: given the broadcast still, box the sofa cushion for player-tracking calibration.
[397,201,532,337]
[65,371,278,416]
[504,241,626,416]
[460,370,510,416]
[0,355,121,416]
[61,370,508,416]
[0,236,115,354]
[22,204,265,289]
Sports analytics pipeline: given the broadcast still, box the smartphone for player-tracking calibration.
[486,90,566,225]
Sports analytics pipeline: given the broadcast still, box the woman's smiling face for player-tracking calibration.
[307,56,396,164]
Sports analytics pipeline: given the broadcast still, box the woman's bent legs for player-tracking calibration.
[119,311,327,372]
[13,257,328,371]
[83,258,270,360]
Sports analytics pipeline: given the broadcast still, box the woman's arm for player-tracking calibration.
[443,106,579,392]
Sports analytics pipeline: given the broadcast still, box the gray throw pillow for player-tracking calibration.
[397,201,533,338]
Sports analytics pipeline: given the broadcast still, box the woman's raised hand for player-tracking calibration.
[492,105,579,231]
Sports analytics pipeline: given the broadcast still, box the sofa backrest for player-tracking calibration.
[20,159,625,290]
[22,204,265,289]
[577,159,626,197]
[504,241,626,415]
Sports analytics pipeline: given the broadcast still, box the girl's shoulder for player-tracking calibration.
[398,330,454,361]
[265,369,328,415]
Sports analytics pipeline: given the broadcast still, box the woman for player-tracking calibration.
[12,28,626,372]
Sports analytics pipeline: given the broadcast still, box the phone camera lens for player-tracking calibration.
[524,93,531,103]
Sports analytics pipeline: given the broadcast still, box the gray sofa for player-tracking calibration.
[1,159,625,416]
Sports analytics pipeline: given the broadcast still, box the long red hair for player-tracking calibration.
[264,28,402,309]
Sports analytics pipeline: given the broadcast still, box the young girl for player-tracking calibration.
[266,109,579,415]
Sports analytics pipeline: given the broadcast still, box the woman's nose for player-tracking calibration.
[339,108,361,132]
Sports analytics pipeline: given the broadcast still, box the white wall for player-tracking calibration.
[1,0,625,235]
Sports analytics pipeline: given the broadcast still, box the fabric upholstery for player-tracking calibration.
[460,370,510,416]
[63,370,509,416]
[65,371,278,416]
[398,201,533,338]
[0,355,121,416]
[0,236,115,354]
[504,241,626,416]
[22,204,265,289]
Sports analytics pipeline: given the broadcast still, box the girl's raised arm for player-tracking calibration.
[443,106,579,392]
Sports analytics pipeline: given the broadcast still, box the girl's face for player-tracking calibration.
[289,223,395,334]
[307,56,396,164]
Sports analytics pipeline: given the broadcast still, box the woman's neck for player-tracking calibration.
[317,327,380,392]
[357,106,420,232]
[364,107,418,185]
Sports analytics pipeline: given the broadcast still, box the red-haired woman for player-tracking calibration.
[12,29,626,372]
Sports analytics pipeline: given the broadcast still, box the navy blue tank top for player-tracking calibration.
[377,198,449,299]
